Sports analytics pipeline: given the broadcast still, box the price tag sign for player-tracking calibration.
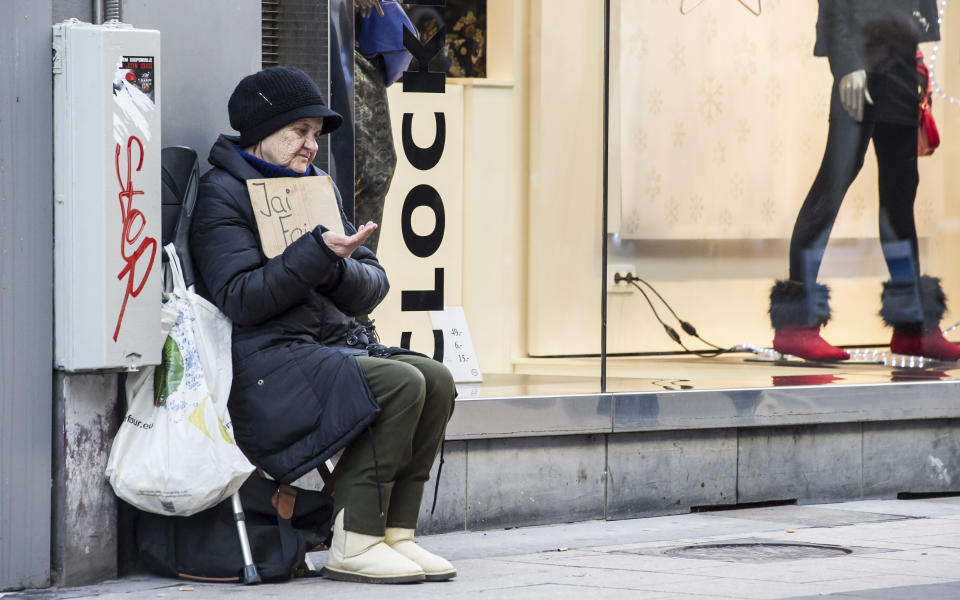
[429,306,482,383]
[455,383,483,399]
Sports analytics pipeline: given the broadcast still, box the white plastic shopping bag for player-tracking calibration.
[105,244,254,516]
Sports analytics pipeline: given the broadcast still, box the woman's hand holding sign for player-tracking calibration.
[322,221,378,258]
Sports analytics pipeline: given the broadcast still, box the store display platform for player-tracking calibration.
[422,352,960,534]
[446,353,960,439]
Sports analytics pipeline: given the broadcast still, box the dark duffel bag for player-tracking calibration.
[135,475,333,583]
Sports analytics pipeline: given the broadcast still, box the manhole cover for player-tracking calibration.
[664,542,851,562]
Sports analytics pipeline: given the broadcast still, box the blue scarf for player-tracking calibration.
[236,146,313,178]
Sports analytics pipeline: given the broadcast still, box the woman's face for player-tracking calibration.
[250,117,324,174]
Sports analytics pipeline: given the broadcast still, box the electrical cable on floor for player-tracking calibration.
[614,272,738,358]
[612,273,941,365]
[632,275,727,351]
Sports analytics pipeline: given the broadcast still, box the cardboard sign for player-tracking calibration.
[429,306,482,383]
[246,176,344,258]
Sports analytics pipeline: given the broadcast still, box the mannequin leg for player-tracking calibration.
[873,122,960,359]
[875,121,920,283]
[874,121,923,328]
[788,114,873,283]
[771,111,872,360]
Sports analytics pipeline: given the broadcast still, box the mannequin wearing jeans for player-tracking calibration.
[769,1,960,361]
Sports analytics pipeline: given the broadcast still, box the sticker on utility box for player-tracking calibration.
[116,56,155,101]
[113,55,157,145]
[429,306,482,383]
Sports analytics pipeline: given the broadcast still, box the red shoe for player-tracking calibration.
[773,325,850,361]
[890,328,960,361]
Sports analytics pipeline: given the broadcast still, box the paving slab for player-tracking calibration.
[407,512,796,561]
[918,496,960,507]
[804,499,960,518]
[741,527,934,551]
[785,581,960,600]
[703,505,910,527]
[5,500,960,600]
[454,583,681,600]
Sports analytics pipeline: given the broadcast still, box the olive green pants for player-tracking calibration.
[333,354,455,536]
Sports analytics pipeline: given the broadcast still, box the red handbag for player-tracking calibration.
[917,50,940,156]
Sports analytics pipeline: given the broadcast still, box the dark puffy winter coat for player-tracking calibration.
[190,134,387,484]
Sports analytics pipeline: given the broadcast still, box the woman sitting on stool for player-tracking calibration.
[190,66,456,584]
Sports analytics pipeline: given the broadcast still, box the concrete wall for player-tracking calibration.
[0,1,55,591]
[122,0,261,171]
[51,374,120,586]
[417,420,960,535]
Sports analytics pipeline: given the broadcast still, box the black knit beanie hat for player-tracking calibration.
[228,66,343,147]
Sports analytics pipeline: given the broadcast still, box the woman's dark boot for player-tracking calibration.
[770,280,849,361]
[884,276,960,361]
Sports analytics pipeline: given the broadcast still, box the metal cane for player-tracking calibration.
[231,492,262,584]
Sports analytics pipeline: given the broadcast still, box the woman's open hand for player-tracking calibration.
[321,221,378,258]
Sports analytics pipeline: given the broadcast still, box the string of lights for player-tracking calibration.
[927,0,957,105]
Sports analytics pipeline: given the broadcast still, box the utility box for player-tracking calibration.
[53,20,162,371]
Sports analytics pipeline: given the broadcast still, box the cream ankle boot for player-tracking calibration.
[384,527,457,581]
[321,510,425,584]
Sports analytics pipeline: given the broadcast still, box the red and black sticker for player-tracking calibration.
[118,55,155,102]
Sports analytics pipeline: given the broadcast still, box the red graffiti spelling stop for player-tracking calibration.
[113,135,157,342]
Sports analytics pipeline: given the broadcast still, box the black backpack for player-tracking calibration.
[135,475,333,583]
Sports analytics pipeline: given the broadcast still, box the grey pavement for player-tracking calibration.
[5,498,960,599]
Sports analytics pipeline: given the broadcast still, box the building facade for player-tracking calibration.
[4,0,960,591]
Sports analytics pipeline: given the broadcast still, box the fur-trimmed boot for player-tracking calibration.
[384,528,457,581]
[321,510,425,584]
[883,276,960,361]
[769,280,849,361]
